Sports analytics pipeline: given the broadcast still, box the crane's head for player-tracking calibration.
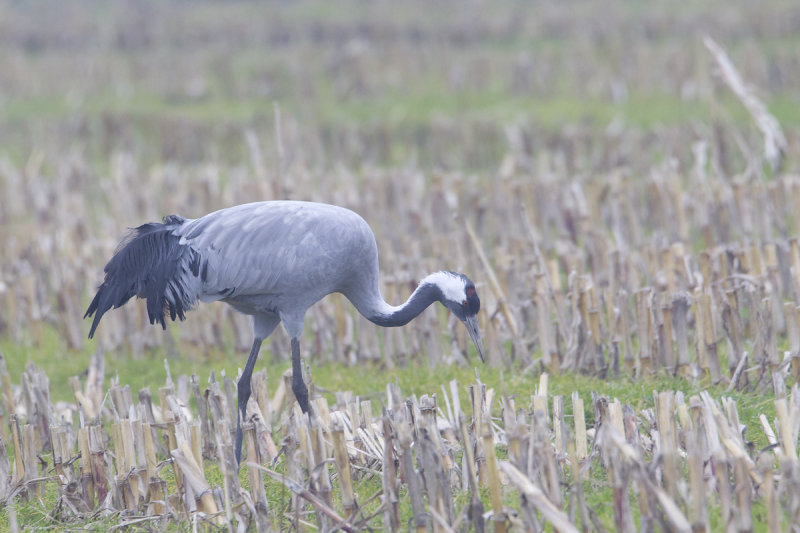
[427,271,486,362]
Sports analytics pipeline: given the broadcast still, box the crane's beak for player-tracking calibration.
[464,315,486,363]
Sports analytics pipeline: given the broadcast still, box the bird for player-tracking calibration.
[84,200,485,464]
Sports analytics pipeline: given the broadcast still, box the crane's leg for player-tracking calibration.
[291,337,310,414]
[235,336,263,465]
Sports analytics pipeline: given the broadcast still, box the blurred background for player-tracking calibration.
[2,0,798,171]
[1,0,799,395]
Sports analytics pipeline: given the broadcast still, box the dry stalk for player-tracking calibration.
[704,36,787,171]
[499,461,579,533]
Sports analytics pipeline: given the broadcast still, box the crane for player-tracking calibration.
[85,200,485,464]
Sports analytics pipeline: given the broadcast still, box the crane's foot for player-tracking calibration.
[235,335,262,467]
[235,388,248,465]
[235,381,250,466]
[290,337,311,416]
[292,370,310,414]
[234,415,244,466]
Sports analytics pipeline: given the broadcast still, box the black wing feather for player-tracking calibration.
[84,216,199,338]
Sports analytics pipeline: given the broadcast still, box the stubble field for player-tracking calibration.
[2,0,800,531]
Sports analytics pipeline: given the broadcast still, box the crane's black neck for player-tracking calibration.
[368,282,442,327]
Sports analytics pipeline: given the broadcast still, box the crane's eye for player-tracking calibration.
[462,300,468,306]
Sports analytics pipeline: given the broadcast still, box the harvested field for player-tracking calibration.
[2,357,800,531]
[1,0,800,530]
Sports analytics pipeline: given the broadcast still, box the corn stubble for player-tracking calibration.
[2,356,800,530]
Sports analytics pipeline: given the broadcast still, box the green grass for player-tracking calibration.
[2,323,777,443]
[4,82,797,132]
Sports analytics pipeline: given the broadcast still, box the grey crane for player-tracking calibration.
[85,200,485,463]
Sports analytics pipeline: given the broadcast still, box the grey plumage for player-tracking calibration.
[85,200,485,464]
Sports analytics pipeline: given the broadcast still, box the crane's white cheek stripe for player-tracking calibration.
[423,271,466,302]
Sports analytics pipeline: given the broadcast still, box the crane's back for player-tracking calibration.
[178,201,380,314]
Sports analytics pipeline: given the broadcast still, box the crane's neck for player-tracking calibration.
[353,277,443,328]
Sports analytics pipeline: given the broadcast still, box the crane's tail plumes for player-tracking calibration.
[85,215,202,338]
